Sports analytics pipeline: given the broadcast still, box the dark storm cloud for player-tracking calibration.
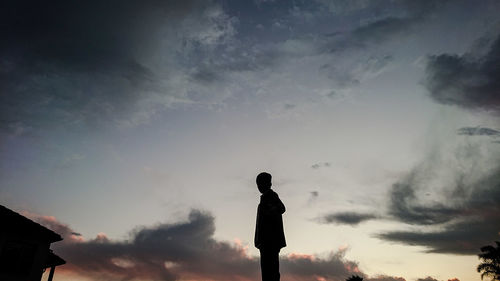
[424,32,500,113]
[457,127,500,137]
[40,210,258,281]
[375,22,500,251]
[321,212,378,226]
[378,157,500,255]
[0,0,453,135]
[377,216,500,255]
[388,170,460,225]
[0,0,234,133]
[31,209,364,281]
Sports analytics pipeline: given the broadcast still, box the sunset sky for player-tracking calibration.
[1,1,500,281]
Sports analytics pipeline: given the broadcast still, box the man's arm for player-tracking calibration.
[262,191,285,215]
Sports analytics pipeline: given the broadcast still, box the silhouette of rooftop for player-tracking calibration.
[0,204,62,243]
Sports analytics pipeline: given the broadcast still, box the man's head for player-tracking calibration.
[256,172,272,193]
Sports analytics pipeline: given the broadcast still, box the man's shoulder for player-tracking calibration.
[270,189,279,196]
[262,189,279,199]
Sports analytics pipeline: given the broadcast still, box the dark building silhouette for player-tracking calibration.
[0,205,65,281]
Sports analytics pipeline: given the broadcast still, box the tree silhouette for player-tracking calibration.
[477,241,500,280]
[346,275,363,281]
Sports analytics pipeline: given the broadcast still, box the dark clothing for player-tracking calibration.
[254,189,286,249]
[259,248,280,281]
[255,189,286,281]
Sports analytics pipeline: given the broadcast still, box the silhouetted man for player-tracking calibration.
[254,172,286,281]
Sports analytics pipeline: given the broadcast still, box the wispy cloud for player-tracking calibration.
[312,162,331,169]
[320,212,378,226]
[457,127,500,137]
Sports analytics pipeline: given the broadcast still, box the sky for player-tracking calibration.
[1,0,500,280]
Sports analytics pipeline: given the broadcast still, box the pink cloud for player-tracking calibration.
[288,252,316,261]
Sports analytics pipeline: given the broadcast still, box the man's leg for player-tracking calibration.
[260,248,280,281]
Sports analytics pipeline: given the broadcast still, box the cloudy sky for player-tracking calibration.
[1,0,500,280]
